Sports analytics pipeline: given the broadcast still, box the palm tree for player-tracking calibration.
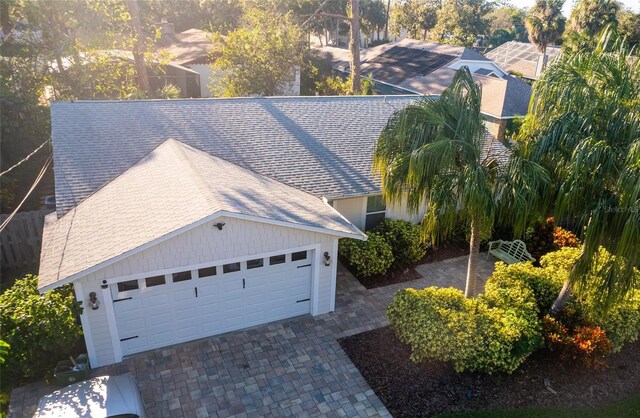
[522,29,640,314]
[525,0,565,70]
[564,0,619,50]
[374,67,549,297]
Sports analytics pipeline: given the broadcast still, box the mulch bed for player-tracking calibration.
[343,242,470,290]
[339,326,640,417]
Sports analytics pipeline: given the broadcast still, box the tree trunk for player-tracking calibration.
[126,0,150,92]
[465,217,481,298]
[550,278,572,316]
[384,0,391,40]
[336,18,339,46]
[348,0,361,93]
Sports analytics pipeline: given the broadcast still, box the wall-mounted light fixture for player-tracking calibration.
[323,251,331,266]
[88,292,100,310]
[214,222,226,230]
[101,280,108,289]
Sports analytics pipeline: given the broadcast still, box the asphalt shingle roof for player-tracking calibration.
[39,139,365,290]
[51,96,417,216]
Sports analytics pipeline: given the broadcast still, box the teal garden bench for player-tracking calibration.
[487,239,535,264]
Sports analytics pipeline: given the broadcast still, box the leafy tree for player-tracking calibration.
[485,6,528,45]
[431,0,491,47]
[617,8,640,47]
[374,67,549,297]
[564,0,619,51]
[360,0,387,44]
[389,0,440,40]
[315,75,375,95]
[525,0,565,68]
[0,275,83,387]
[139,0,242,34]
[520,30,640,314]
[210,7,306,96]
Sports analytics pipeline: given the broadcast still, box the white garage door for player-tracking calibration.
[111,249,313,356]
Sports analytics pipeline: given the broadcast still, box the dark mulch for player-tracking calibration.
[339,326,640,417]
[343,242,470,290]
[354,267,422,290]
[421,242,469,264]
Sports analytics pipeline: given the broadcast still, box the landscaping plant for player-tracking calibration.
[374,219,426,269]
[553,226,580,248]
[339,232,394,278]
[524,217,556,260]
[0,275,83,388]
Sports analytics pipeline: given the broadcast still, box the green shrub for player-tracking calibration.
[524,217,557,260]
[339,232,394,278]
[374,219,425,269]
[387,285,542,374]
[0,275,83,386]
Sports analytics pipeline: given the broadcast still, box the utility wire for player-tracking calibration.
[0,157,52,233]
[0,140,50,177]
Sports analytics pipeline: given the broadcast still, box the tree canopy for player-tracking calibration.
[431,0,491,47]
[525,0,566,54]
[564,0,620,51]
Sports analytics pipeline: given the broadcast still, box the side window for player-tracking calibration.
[365,195,386,230]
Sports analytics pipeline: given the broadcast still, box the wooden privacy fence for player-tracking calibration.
[1,209,53,273]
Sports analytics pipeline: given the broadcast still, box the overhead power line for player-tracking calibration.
[0,157,52,233]
[0,140,50,177]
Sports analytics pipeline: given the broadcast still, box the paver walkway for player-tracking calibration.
[10,254,496,418]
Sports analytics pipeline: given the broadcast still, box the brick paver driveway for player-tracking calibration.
[10,255,495,417]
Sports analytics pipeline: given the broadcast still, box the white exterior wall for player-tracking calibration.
[188,64,217,98]
[333,197,367,229]
[333,195,425,229]
[74,216,338,367]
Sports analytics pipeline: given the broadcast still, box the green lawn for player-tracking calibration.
[436,394,640,418]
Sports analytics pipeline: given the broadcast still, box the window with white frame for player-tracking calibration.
[365,195,386,230]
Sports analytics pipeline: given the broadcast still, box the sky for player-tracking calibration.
[509,0,640,16]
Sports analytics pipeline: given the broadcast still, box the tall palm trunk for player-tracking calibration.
[349,0,361,93]
[465,217,481,298]
[127,0,150,92]
[550,278,572,316]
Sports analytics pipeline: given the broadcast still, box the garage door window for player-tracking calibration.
[270,254,286,265]
[223,262,241,273]
[145,275,166,287]
[117,280,139,292]
[172,271,192,282]
[198,266,217,278]
[292,251,307,261]
[247,258,264,269]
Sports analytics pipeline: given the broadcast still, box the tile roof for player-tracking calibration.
[485,41,561,79]
[39,139,365,290]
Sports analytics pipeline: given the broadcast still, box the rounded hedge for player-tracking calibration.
[339,232,394,278]
[374,219,425,269]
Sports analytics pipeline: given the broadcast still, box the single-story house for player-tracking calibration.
[320,39,532,140]
[156,22,300,98]
[485,41,561,81]
[39,96,509,368]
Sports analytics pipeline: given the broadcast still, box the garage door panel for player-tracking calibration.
[113,249,315,357]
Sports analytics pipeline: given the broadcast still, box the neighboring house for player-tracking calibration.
[39,96,509,368]
[156,21,301,98]
[485,41,561,81]
[155,22,216,98]
[320,39,532,141]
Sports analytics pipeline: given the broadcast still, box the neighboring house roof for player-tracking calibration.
[39,138,364,291]
[51,97,509,218]
[485,41,561,80]
[156,28,215,65]
[328,39,530,119]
